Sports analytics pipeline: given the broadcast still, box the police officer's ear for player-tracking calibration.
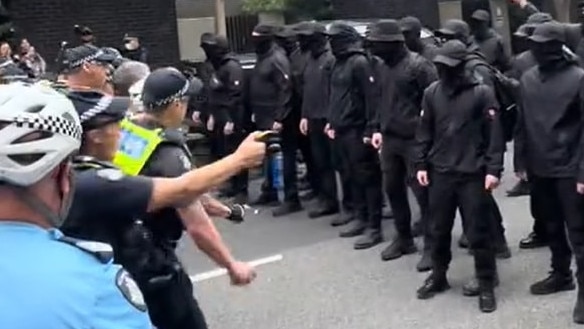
[85,128,105,145]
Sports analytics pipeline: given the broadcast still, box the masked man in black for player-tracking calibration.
[325,22,383,249]
[201,34,248,204]
[415,40,503,313]
[297,22,341,219]
[399,16,438,62]
[365,20,437,271]
[515,22,584,325]
[248,24,301,216]
[469,10,510,72]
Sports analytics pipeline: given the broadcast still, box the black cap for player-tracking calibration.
[433,40,468,67]
[399,16,422,33]
[516,13,554,37]
[294,22,326,36]
[252,24,279,37]
[471,9,491,22]
[275,25,297,39]
[200,34,229,48]
[436,19,471,39]
[67,91,130,129]
[141,67,202,109]
[200,32,215,45]
[529,21,566,43]
[123,32,139,41]
[325,21,360,39]
[367,19,405,42]
[62,44,119,70]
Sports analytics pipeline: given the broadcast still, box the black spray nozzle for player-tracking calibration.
[255,130,282,153]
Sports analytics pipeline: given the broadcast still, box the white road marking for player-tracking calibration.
[190,254,284,283]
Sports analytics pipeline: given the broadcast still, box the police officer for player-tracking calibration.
[399,16,438,61]
[61,44,122,95]
[248,24,302,216]
[414,40,503,313]
[507,13,553,249]
[201,34,248,204]
[366,20,438,270]
[515,22,584,325]
[325,22,383,249]
[111,67,258,328]
[469,9,511,72]
[297,22,341,219]
[0,83,152,329]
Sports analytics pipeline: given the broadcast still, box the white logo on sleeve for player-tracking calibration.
[116,269,147,312]
[179,153,192,170]
[369,76,375,83]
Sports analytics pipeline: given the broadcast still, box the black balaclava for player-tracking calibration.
[299,33,327,57]
[436,62,466,88]
[400,16,424,53]
[203,36,230,68]
[327,23,361,59]
[369,41,408,66]
[276,36,297,56]
[200,32,215,61]
[530,40,565,70]
[470,19,490,41]
[252,35,274,55]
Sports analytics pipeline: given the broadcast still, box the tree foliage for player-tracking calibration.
[242,0,332,20]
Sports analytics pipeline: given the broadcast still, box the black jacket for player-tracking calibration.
[302,48,335,120]
[373,51,437,147]
[328,49,378,134]
[207,54,245,130]
[414,76,504,177]
[473,30,510,72]
[507,50,536,80]
[514,60,584,180]
[248,45,292,129]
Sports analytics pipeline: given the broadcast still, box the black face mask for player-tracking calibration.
[530,41,564,69]
[277,38,297,55]
[471,21,490,40]
[329,36,354,58]
[252,37,273,55]
[437,63,465,86]
[403,31,421,52]
[369,41,406,66]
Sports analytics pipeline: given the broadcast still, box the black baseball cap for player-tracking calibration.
[67,90,130,130]
[433,40,468,67]
[529,21,566,43]
[141,67,202,109]
[252,24,279,37]
[471,9,491,22]
[325,21,361,40]
[123,32,139,41]
[62,44,119,70]
[294,22,326,36]
[436,19,471,39]
[367,19,405,42]
[399,16,423,34]
[275,25,296,39]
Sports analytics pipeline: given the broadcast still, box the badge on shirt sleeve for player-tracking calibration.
[179,153,192,171]
[116,269,147,312]
[234,80,240,86]
[96,168,124,181]
[369,76,375,83]
[487,108,496,120]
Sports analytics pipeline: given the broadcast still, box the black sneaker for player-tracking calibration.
[381,238,417,261]
[416,251,432,272]
[463,276,500,297]
[574,293,584,324]
[479,290,497,313]
[417,272,450,300]
[530,272,575,295]
[519,232,548,249]
[506,180,530,197]
[339,221,366,238]
[354,229,383,250]
[331,213,354,227]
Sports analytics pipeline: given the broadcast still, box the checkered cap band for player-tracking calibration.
[13,115,82,141]
[79,96,113,123]
[69,49,105,69]
[150,79,190,108]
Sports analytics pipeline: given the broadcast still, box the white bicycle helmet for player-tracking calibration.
[0,83,82,187]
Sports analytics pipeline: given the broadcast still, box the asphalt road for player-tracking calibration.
[175,150,583,329]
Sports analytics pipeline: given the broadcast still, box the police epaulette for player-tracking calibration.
[58,236,113,263]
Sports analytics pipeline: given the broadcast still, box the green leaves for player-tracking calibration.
[242,0,288,14]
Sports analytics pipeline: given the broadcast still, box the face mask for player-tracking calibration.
[403,31,420,51]
[530,41,564,68]
[471,22,490,40]
[329,36,353,58]
[298,36,312,52]
[252,37,273,54]
[370,42,405,65]
[437,63,465,85]
[277,39,297,55]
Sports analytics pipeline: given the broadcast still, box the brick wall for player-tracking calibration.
[331,0,441,29]
[8,0,180,70]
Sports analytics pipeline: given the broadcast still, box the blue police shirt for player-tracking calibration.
[0,222,152,329]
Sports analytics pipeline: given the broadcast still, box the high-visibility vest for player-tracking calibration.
[113,118,165,176]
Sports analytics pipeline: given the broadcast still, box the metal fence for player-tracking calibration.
[226,14,257,53]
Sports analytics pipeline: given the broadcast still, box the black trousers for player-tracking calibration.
[263,120,299,202]
[308,118,338,206]
[335,130,382,228]
[528,179,548,238]
[211,128,248,194]
[460,193,507,247]
[429,172,496,285]
[141,265,208,329]
[381,140,429,246]
[531,176,584,284]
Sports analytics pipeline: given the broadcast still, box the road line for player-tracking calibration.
[190,254,284,283]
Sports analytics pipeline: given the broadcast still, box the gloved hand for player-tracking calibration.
[226,204,245,223]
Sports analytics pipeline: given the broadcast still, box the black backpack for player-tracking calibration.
[468,58,520,142]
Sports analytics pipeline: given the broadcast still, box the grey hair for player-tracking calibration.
[112,61,150,96]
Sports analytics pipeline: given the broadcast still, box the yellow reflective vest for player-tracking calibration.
[113,119,166,176]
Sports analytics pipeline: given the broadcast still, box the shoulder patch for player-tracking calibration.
[58,236,113,263]
[116,269,147,312]
[179,152,192,170]
[369,76,375,83]
[96,168,124,181]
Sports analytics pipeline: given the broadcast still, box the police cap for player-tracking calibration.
[367,19,405,42]
[529,21,566,43]
[62,44,119,71]
[433,40,468,67]
[141,67,202,110]
[67,91,130,130]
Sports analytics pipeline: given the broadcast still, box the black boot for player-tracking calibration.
[250,192,280,207]
[479,289,497,313]
[272,201,303,217]
[519,232,548,249]
[416,251,432,272]
[417,272,450,300]
[506,179,530,197]
[339,220,366,238]
[309,202,339,219]
[463,275,500,297]
[495,242,512,259]
[331,213,354,227]
[530,271,575,295]
[381,238,417,261]
[354,229,383,250]
[574,291,584,324]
